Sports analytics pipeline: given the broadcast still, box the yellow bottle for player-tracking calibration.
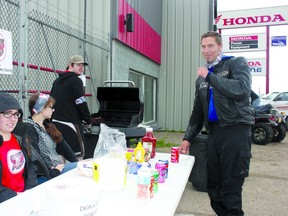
[133,142,145,163]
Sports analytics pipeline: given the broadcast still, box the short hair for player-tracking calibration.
[66,63,74,71]
[201,31,222,45]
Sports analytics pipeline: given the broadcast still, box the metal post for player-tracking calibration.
[84,0,87,60]
[266,26,270,94]
[18,0,29,117]
[109,0,115,81]
[208,0,214,31]
[213,0,217,31]
[83,0,87,93]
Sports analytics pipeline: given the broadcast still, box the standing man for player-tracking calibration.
[50,55,91,158]
[179,31,254,216]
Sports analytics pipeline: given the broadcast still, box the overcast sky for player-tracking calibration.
[218,0,288,11]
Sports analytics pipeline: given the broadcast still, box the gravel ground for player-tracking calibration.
[153,131,288,216]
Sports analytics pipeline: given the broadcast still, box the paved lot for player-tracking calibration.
[154,131,288,216]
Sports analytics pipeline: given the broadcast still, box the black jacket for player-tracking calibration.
[50,72,91,124]
[0,134,38,203]
[184,56,254,143]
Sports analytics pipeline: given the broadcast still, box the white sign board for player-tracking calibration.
[217,6,288,29]
[222,33,266,52]
[0,29,13,74]
[247,58,266,76]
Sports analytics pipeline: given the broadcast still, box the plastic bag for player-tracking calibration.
[92,124,127,191]
[93,123,127,159]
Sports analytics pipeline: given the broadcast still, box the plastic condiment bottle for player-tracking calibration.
[136,162,151,202]
[142,127,156,158]
[134,142,145,163]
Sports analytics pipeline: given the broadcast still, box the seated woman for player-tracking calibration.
[25,93,78,182]
[0,93,37,203]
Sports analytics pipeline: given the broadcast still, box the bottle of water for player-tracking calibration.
[136,162,151,203]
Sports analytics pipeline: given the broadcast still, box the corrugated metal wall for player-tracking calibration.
[127,0,162,35]
[27,0,110,41]
[158,0,211,131]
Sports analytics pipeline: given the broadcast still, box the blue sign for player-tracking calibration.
[271,36,286,46]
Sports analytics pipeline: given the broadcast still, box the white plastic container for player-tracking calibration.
[93,157,127,191]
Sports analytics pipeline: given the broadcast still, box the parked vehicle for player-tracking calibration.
[273,109,288,131]
[284,116,288,131]
[252,109,286,145]
[260,91,288,110]
[258,92,288,131]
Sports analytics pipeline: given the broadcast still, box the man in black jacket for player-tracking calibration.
[50,55,91,158]
[179,32,254,216]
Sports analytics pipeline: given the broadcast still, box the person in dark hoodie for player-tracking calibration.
[50,55,92,158]
[0,93,37,203]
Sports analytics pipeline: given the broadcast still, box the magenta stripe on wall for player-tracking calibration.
[118,0,161,64]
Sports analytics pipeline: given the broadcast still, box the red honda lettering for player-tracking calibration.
[259,15,272,23]
[272,14,286,22]
[222,14,286,26]
[248,61,261,67]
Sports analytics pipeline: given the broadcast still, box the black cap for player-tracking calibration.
[0,93,22,113]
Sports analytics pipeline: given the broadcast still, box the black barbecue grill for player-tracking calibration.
[95,81,143,127]
[84,81,146,159]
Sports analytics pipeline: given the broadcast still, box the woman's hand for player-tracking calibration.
[53,164,65,172]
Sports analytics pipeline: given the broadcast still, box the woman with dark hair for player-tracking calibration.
[0,93,37,203]
[25,93,78,182]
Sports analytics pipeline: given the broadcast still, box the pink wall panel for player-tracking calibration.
[118,0,161,64]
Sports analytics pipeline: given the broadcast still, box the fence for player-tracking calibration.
[0,0,109,116]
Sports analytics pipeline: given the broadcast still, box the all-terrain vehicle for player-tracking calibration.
[252,109,287,145]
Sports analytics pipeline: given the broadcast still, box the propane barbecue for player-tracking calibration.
[84,81,146,158]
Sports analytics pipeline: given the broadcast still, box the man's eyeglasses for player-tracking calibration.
[1,111,22,119]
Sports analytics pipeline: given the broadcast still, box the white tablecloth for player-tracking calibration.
[0,153,194,216]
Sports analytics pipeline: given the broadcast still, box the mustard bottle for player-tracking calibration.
[133,142,145,162]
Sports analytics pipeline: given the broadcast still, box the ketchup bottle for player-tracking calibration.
[141,127,156,158]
